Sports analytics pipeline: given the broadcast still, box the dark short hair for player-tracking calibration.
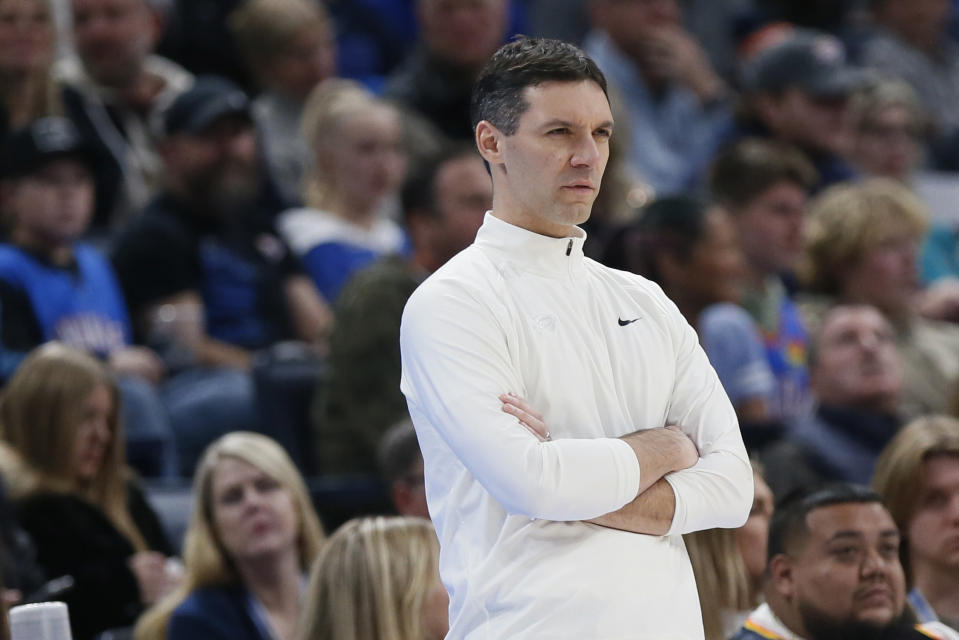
[603,196,710,283]
[709,138,817,209]
[377,419,422,485]
[470,36,608,135]
[401,143,480,225]
[768,483,884,562]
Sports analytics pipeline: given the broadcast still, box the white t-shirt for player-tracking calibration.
[400,213,752,639]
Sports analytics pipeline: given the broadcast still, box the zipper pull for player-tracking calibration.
[566,239,573,256]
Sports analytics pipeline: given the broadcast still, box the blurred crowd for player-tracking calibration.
[2,0,959,638]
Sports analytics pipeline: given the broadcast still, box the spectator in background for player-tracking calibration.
[732,483,959,640]
[603,195,774,425]
[684,466,775,640]
[761,304,903,499]
[848,78,925,183]
[111,77,331,474]
[378,420,429,519]
[859,0,959,170]
[710,138,818,423]
[384,0,508,142]
[134,432,325,640]
[229,0,337,207]
[584,0,731,194]
[0,344,177,640]
[57,0,193,230]
[296,516,447,640]
[0,0,61,143]
[735,29,869,190]
[0,117,177,476]
[801,178,959,420]
[279,80,408,304]
[874,415,959,630]
[312,145,488,473]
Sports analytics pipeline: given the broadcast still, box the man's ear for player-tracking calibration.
[475,120,504,167]
[768,553,795,600]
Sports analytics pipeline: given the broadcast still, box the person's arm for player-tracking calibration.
[143,291,253,371]
[401,278,643,522]
[502,394,695,535]
[283,274,333,346]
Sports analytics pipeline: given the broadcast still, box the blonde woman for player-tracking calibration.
[298,516,447,640]
[0,343,175,640]
[684,467,774,640]
[0,0,61,133]
[278,79,408,303]
[135,432,324,640]
[873,415,959,628]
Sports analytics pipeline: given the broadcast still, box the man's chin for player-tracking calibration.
[800,600,910,640]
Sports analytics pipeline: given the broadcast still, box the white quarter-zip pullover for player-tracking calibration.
[401,213,752,639]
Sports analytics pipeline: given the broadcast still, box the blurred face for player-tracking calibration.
[8,157,94,248]
[164,115,259,216]
[71,0,158,87]
[737,472,774,586]
[421,571,450,640]
[908,455,959,575]
[780,503,906,634]
[671,207,746,307]
[853,105,920,182]
[321,104,405,213]
[431,153,491,263]
[0,0,52,74]
[72,383,113,483]
[732,180,807,276]
[479,80,612,238]
[418,0,507,69]
[759,89,852,156]
[839,231,920,319]
[810,306,901,411]
[210,457,299,563]
[590,0,681,78]
[264,22,336,100]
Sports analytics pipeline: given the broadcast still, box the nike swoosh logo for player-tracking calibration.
[618,317,640,326]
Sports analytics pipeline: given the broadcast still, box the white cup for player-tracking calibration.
[9,601,73,640]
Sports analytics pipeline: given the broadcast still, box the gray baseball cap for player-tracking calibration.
[741,30,871,98]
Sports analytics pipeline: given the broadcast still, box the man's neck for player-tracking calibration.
[11,230,74,267]
[914,562,959,622]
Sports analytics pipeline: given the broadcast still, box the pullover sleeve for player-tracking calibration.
[662,299,753,534]
[400,278,640,522]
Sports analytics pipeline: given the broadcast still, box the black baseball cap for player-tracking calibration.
[2,117,93,179]
[163,76,252,137]
[742,30,871,98]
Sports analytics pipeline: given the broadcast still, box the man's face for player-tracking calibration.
[758,88,852,156]
[71,0,157,88]
[417,0,507,70]
[431,154,491,264]
[0,0,53,74]
[7,157,94,246]
[590,0,681,75]
[481,80,612,238]
[731,180,807,276]
[778,502,906,635]
[908,455,959,575]
[810,306,901,411]
[163,115,259,216]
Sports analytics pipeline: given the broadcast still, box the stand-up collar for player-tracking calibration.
[473,212,587,279]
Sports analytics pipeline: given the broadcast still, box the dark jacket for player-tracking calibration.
[13,479,172,640]
[167,586,270,640]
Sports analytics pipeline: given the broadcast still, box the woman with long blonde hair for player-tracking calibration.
[298,516,447,640]
[0,343,175,640]
[277,79,408,303]
[0,0,61,134]
[135,431,324,640]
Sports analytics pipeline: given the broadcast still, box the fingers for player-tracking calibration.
[499,393,550,441]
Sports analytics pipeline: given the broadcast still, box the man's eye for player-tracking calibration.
[594,129,612,139]
[547,128,569,135]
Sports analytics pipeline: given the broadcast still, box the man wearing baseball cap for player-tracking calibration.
[111,76,330,474]
[735,29,872,190]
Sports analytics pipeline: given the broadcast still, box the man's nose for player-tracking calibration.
[570,133,600,168]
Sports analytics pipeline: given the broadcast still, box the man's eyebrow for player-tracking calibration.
[826,529,900,542]
[540,119,615,130]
